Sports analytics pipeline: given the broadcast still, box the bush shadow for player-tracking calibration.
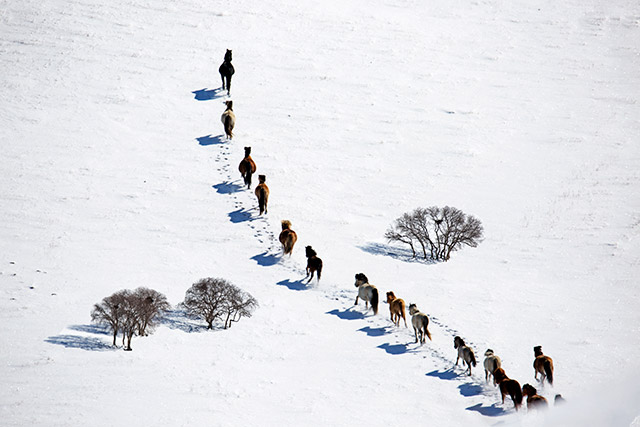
[358,242,436,265]
[45,335,115,351]
[197,134,226,146]
[213,181,243,194]
[192,88,224,101]
[162,309,208,333]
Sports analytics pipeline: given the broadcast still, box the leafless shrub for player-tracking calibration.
[385,206,483,261]
[91,288,170,351]
[182,277,258,330]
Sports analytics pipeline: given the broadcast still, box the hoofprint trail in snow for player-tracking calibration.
[1,0,640,425]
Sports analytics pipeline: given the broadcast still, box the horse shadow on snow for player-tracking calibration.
[213,181,243,194]
[197,134,226,146]
[276,279,309,291]
[192,88,225,101]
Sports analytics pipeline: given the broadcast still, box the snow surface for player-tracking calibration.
[1,0,640,425]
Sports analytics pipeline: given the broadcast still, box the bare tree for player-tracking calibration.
[221,284,258,329]
[182,278,229,329]
[91,288,169,351]
[386,206,483,261]
[91,290,128,346]
[133,287,170,336]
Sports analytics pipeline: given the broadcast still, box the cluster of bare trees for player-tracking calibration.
[385,206,484,261]
[181,277,258,330]
[90,278,258,350]
[91,287,170,351]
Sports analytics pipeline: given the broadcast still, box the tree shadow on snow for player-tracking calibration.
[326,308,365,321]
[213,181,243,194]
[276,279,309,291]
[162,309,208,333]
[197,134,226,146]
[45,335,115,351]
[465,403,505,417]
[251,251,279,267]
[229,208,257,223]
[358,242,436,265]
[192,88,224,101]
[68,324,110,335]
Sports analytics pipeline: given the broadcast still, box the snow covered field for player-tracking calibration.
[1,0,639,425]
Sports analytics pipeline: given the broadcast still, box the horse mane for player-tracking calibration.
[258,174,266,183]
[281,220,292,230]
[224,49,232,63]
[454,336,465,347]
[244,146,251,157]
[305,246,317,258]
[225,100,233,111]
[355,272,368,283]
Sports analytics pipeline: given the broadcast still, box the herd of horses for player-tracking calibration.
[216,50,564,415]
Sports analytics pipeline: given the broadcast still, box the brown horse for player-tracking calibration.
[494,368,523,411]
[238,147,257,189]
[385,292,407,327]
[522,384,548,410]
[533,346,554,386]
[254,175,269,215]
[221,100,235,139]
[279,220,297,256]
[305,246,322,284]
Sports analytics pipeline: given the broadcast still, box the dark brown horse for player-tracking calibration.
[254,175,269,215]
[522,384,548,411]
[494,368,523,411]
[218,49,235,95]
[238,147,257,189]
[279,220,297,256]
[305,246,322,284]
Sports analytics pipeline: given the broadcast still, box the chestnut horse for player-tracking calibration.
[354,273,379,315]
[238,147,257,189]
[221,100,235,140]
[533,346,554,386]
[494,368,523,411]
[254,175,269,215]
[279,220,297,256]
[385,291,407,327]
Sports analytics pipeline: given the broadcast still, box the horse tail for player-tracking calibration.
[224,114,234,139]
[245,165,253,188]
[423,316,432,340]
[257,187,267,214]
[316,258,323,281]
[470,349,477,367]
[544,359,553,385]
[513,382,523,408]
[371,288,379,315]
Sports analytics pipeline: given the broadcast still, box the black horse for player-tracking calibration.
[218,49,235,95]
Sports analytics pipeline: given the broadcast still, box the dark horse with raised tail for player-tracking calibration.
[254,174,269,215]
[219,49,235,95]
[305,246,323,284]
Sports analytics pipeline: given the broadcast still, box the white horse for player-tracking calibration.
[221,100,235,139]
[483,349,502,386]
[354,273,379,315]
[408,303,432,344]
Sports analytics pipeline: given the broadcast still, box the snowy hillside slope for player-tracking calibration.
[1,0,639,425]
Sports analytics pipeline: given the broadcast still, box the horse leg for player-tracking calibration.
[227,75,232,95]
[221,74,226,90]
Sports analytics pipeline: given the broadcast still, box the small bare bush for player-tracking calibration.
[385,206,483,261]
[182,277,258,330]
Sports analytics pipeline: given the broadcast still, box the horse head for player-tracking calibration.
[454,336,465,349]
[534,346,543,357]
[354,273,368,287]
[224,49,232,62]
